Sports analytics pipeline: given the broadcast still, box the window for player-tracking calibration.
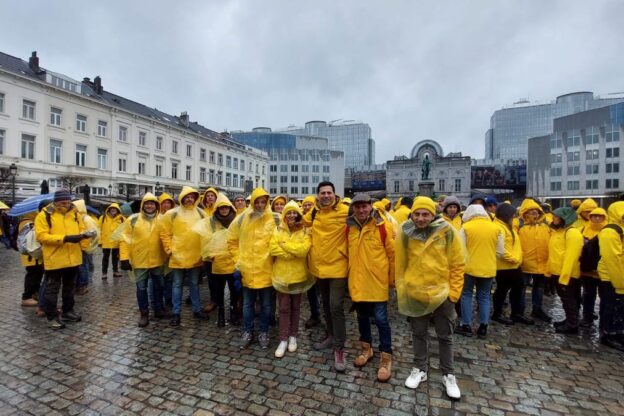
[550,138,562,148]
[0,129,4,155]
[217,171,223,185]
[218,153,223,165]
[186,165,192,181]
[75,144,86,167]
[156,136,163,150]
[76,114,87,132]
[270,188,277,194]
[22,100,35,120]
[172,140,178,154]
[550,167,562,177]
[21,134,35,159]
[586,149,599,160]
[585,165,599,175]
[270,176,277,184]
[606,163,620,173]
[550,182,562,191]
[49,139,62,164]
[302,165,309,173]
[249,161,252,171]
[606,125,621,142]
[312,165,320,173]
[408,180,415,192]
[301,176,309,183]
[210,151,215,163]
[171,162,178,179]
[186,144,192,157]
[291,165,299,172]
[280,186,288,194]
[312,175,319,183]
[565,135,580,147]
[97,149,107,170]
[233,174,239,187]
[0,93,4,113]
[155,163,163,177]
[209,169,215,184]
[240,159,245,170]
[280,165,288,172]
[118,156,127,172]
[233,158,238,169]
[322,166,330,173]
[98,120,107,137]
[280,175,288,182]
[291,186,298,194]
[567,151,580,162]
[226,173,232,186]
[139,131,147,147]
[586,180,599,190]
[119,126,128,142]
[226,155,232,168]
[438,179,445,191]
[394,181,400,193]
[291,176,298,183]
[606,179,620,189]
[567,181,580,191]
[606,148,620,158]
[454,179,461,192]
[302,186,309,195]
[200,148,206,162]
[550,153,562,163]
[200,167,206,182]
[50,107,62,126]
[138,161,146,175]
[567,166,580,176]
[270,165,277,173]
[585,128,599,145]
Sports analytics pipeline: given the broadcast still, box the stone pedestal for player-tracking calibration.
[418,181,435,197]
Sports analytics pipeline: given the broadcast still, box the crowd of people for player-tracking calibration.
[8,183,624,401]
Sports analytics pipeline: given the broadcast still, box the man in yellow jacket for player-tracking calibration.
[397,197,464,400]
[441,196,462,230]
[392,197,413,225]
[202,187,219,217]
[119,193,167,327]
[347,193,395,382]
[549,207,584,334]
[303,181,350,372]
[35,191,94,329]
[228,188,279,349]
[597,201,624,351]
[572,198,598,230]
[160,186,209,326]
[99,203,124,279]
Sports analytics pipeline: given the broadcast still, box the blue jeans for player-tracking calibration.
[243,287,273,333]
[172,267,202,314]
[163,272,173,306]
[461,274,493,326]
[136,269,164,312]
[523,273,545,312]
[355,302,392,354]
[76,252,91,287]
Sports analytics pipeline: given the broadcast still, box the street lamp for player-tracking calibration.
[155,181,162,197]
[9,163,17,205]
[108,184,112,202]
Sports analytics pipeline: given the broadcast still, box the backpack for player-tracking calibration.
[580,224,623,272]
[16,222,42,260]
[346,223,387,246]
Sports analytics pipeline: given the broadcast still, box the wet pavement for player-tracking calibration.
[0,248,623,415]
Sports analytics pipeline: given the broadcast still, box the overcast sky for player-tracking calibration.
[2,0,623,162]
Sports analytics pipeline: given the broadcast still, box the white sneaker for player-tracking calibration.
[404,368,427,389]
[275,341,288,358]
[288,336,297,352]
[443,374,461,399]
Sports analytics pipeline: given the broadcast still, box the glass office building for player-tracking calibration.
[486,92,624,161]
[278,120,375,168]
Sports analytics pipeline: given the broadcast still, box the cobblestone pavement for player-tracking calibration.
[1,249,623,415]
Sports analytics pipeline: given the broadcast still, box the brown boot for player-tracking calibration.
[354,342,374,367]
[138,310,149,327]
[377,352,392,382]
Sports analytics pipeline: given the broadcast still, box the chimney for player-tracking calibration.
[28,51,40,72]
[83,77,91,84]
[180,111,189,127]
[94,76,103,94]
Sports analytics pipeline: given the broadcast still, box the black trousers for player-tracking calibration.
[44,266,78,320]
[23,263,44,300]
[212,273,240,311]
[102,248,119,273]
[581,276,600,320]
[556,278,582,328]
[493,268,525,316]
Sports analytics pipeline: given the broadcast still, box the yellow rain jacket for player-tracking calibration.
[303,197,349,278]
[548,208,583,285]
[271,195,287,214]
[460,205,504,278]
[518,199,550,275]
[19,213,40,267]
[494,218,523,270]
[572,198,598,230]
[269,201,313,294]
[443,214,462,230]
[598,202,624,294]
[193,194,236,274]
[158,192,176,214]
[393,204,411,225]
[202,187,219,217]
[73,199,100,254]
[119,193,165,269]
[347,209,395,302]
[160,186,205,269]
[35,203,88,271]
[396,217,465,317]
[373,201,399,237]
[582,207,607,240]
[99,203,124,249]
[228,188,279,288]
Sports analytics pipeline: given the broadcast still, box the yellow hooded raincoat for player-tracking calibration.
[35,203,88,270]
[573,198,598,230]
[192,194,236,274]
[460,205,504,278]
[598,202,624,294]
[73,199,100,254]
[518,199,550,275]
[202,187,219,217]
[99,203,124,249]
[548,209,583,285]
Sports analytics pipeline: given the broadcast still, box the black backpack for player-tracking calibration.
[580,224,623,272]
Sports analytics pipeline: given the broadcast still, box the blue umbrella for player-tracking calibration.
[9,193,77,217]
[86,205,101,217]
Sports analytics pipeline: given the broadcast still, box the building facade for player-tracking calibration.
[527,102,624,206]
[0,51,268,203]
[277,120,375,168]
[386,140,471,203]
[230,129,345,199]
[486,91,624,161]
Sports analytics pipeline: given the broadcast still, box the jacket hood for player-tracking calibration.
[462,204,490,222]
[607,202,624,227]
[302,195,316,206]
[394,197,403,210]
[570,199,582,209]
[271,195,287,210]
[373,201,386,212]
[140,192,160,212]
[553,207,577,228]
[519,198,543,218]
[470,193,487,205]
[282,200,303,220]
[203,187,219,204]
[178,186,200,207]
[380,198,391,208]
[105,203,122,216]
[442,195,461,213]
[158,192,175,206]
[540,202,552,213]
[250,188,270,211]
[577,198,598,216]
[214,194,235,210]
[73,199,87,214]
[587,207,607,231]
[495,202,516,223]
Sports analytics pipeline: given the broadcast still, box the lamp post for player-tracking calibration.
[108,184,112,202]
[9,163,17,205]
[155,181,162,197]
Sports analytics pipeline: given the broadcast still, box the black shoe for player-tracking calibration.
[193,310,210,320]
[477,324,488,339]
[138,311,149,328]
[492,314,515,325]
[170,314,181,327]
[531,309,552,322]
[455,324,473,337]
[185,296,192,306]
[600,336,624,352]
[305,316,321,329]
[217,308,225,328]
[61,311,82,322]
[229,313,241,326]
[555,324,578,334]
[48,318,65,330]
[154,309,171,319]
[511,315,535,325]
[553,319,567,328]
